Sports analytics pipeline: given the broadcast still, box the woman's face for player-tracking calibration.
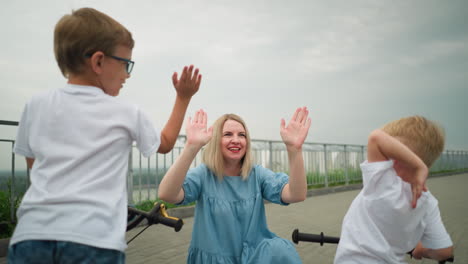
[220,119,247,164]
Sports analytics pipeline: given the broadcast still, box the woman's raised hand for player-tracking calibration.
[185,109,213,148]
[280,107,312,150]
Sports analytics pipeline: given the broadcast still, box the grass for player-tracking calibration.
[306,168,363,188]
[0,180,22,239]
[430,168,468,175]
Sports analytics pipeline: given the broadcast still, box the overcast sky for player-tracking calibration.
[1,0,467,156]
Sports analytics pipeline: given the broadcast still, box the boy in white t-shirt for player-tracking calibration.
[8,7,202,264]
[334,116,453,263]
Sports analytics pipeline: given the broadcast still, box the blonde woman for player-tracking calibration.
[159,107,311,264]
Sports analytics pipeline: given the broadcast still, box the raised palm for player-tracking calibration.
[172,65,202,99]
[186,110,213,148]
[280,107,312,150]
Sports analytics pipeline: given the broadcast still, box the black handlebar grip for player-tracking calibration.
[438,256,454,264]
[157,215,184,232]
[292,229,340,245]
[292,229,300,244]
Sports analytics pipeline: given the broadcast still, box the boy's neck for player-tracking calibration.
[68,73,102,89]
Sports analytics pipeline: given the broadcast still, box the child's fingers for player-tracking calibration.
[172,72,178,86]
[187,65,194,78]
[411,186,422,208]
[180,66,188,81]
[191,68,199,82]
[195,74,202,88]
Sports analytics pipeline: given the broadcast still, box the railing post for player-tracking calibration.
[147,158,150,201]
[11,143,16,223]
[465,151,468,169]
[361,146,365,162]
[449,150,453,170]
[138,152,142,203]
[127,148,134,205]
[344,145,349,185]
[27,167,31,188]
[458,150,462,169]
[269,141,273,170]
[324,144,328,188]
[443,151,448,171]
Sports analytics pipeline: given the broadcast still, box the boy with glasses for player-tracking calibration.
[8,7,201,263]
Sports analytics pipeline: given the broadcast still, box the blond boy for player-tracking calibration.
[334,116,453,263]
[8,7,201,263]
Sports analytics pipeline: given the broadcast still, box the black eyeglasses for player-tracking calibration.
[85,53,135,74]
[107,55,135,74]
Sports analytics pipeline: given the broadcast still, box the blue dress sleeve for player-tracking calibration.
[255,166,289,205]
[179,164,206,205]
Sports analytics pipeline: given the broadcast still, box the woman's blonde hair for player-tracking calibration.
[54,7,134,77]
[381,116,445,167]
[202,114,253,181]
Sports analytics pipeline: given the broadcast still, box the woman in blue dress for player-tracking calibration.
[159,107,311,264]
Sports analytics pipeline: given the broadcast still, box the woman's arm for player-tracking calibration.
[158,110,212,204]
[280,107,312,203]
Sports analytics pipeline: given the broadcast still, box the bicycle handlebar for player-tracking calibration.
[292,229,339,245]
[127,203,183,232]
[292,229,453,263]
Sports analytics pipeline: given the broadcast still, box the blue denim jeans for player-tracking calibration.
[8,240,125,264]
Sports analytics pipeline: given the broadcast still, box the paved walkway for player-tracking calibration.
[1,173,467,263]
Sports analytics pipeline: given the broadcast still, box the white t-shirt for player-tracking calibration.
[11,84,161,252]
[334,160,452,263]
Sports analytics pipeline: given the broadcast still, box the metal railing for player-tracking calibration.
[2,120,468,222]
[126,138,468,204]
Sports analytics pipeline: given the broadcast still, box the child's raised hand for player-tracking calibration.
[393,159,428,208]
[410,166,428,209]
[172,65,202,100]
[185,109,212,148]
[280,107,312,150]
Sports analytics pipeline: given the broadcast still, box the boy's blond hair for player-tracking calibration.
[54,7,134,77]
[202,114,253,181]
[382,116,445,167]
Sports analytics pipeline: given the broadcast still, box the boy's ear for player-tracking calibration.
[90,51,105,74]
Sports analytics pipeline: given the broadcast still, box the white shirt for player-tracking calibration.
[11,84,160,252]
[334,160,452,263]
